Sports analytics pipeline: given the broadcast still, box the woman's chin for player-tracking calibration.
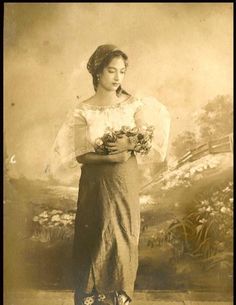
[107,87,119,92]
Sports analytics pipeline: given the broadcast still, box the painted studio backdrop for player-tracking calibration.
[4,3,233,294]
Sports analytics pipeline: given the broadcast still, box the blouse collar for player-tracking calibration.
[79,95,136,111]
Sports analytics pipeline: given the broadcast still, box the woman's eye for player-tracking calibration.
[107,69,125,75]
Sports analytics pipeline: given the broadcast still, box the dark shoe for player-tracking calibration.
[74,292,96,305]
[95,292,116,305]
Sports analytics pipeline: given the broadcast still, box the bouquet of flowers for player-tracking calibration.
[94,125,155,155]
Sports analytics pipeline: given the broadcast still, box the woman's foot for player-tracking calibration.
[115,292,130,305]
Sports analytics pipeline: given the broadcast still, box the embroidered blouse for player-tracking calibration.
[45,95,171,176]
[73,95,171,164]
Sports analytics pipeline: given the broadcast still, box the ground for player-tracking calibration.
[5,290,233,305]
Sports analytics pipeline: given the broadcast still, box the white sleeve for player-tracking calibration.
[134,96,171,163]
[44,106,95,177]
[74,108,95,157]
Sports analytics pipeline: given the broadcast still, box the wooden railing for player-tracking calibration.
[176,133,233,168]
[140,133,233,193]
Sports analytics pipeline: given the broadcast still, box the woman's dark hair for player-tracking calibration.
[93,50,129,97]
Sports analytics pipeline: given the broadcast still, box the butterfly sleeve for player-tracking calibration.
[134,96,171,164]
[74,108,95,158]
[43,105,95,178]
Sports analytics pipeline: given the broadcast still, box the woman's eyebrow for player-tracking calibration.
[107,66,126,70]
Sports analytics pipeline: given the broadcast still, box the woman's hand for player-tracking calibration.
[108,151,132,163]
[76,151,131,164]
[105,135,134,154]
[94,146,106,155]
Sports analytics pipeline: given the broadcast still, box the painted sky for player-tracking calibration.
[4,3,233,179]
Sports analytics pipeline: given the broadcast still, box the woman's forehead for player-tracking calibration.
[107,57,126,69]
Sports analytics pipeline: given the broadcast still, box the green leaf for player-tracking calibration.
[192,238,210,254]
[196,224,203,234]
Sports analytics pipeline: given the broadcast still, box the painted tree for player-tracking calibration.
[196,95,233,141]
[172,131,198,159]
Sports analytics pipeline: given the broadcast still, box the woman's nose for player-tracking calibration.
[114,72,121,81]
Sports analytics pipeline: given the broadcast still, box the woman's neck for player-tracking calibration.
[94,87,120,106]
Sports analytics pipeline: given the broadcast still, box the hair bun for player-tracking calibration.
[87,44,120,75]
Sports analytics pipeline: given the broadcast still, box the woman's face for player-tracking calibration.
[98,56,126,92]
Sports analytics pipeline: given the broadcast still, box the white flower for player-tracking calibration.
[51,215,61,222]
[97,294,106,301]
[226,207,232,214]
[220,207,227,213]
[216,201,224,207]
[83,296,95,305]
[195,166,203,172]
[51,209,62,215]
[206,206,212,212]
[39,211,48,218]
[208,163,216,169]
[61,220,70,226]
[199,218,207,224]
[211,196,218,202]
[229,198,233,204]
[33,216,39,222]
[190,168,196,175]
[39,219,47,225]
[120,125,129,132]
[201,200,208,206]
[95,138,103,146]
[61,214,71,220]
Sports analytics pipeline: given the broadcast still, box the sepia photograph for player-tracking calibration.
[4,3,233,305]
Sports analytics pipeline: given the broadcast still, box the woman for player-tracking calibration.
[72,44,171,305]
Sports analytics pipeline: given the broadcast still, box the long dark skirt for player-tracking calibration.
[72,154,140,304]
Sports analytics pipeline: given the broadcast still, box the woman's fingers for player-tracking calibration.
[109,149,118,152]
[106,142,116,147]
[116,134,124,138]
[106,146,117,151]
[108,150,119,155]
